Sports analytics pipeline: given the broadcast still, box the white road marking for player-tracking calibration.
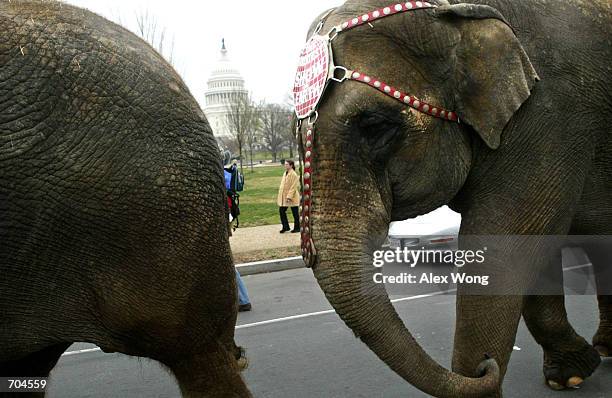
[62,348,101,356]
[58,263,595,357]
[561,263,592,272]
[236,289,457,330]
[236,256,301,268]
[60,289,455,357]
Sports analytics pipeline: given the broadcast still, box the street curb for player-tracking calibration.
[236,256,305,276]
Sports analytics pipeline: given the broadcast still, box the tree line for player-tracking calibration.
[221,94,296,173]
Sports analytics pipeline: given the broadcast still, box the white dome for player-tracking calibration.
[208,44,244,82]
[205,39,247,95]
[204,39,249,138]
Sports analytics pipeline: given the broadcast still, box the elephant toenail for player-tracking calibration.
[547,380,565,390]
[237,356,249,371]
[567,377,583,388]
[594,345,609,357]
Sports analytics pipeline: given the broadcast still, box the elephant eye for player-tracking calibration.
[351,109,404,157]
[354,110,401,134]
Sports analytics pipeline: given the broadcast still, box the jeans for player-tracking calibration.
[279,206,300,231]
[235,269,250,305]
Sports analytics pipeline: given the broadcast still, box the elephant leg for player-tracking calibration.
[594,295,612,357]
[219,332,249,372]
[450,235,562,397]
[584,242,612,358]
[522,247,600,390]
[0,343,71,398]
[166,341,251,398]
[523,295,601,390]
[452,295,524,398]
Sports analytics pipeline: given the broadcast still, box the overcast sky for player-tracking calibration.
[66,0,343,108]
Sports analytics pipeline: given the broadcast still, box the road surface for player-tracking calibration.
[47,263,610,397]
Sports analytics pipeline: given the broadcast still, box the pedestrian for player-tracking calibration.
[225,159,243,228]
[277,160,300,233]
[235,268,252,312]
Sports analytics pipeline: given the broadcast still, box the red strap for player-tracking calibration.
[336,2,437,33]
[348,70,459,122]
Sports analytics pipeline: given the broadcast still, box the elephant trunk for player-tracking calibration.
[309,180,499,398]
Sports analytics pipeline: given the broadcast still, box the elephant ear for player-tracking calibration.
[435,4,539,149]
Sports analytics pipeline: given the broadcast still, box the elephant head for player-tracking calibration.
[295,1,538,397]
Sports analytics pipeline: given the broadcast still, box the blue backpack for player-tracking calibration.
[225,166,244,192]
[224,170,232,190]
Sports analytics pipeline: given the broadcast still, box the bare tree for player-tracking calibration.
[281,91,298,159]
[217,136,238,156]
[223,93,258,174]
[245,104,262,173]
[260,103,292,163]
[133,9,176,66]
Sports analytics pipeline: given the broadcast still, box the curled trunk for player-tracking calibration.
[310,178,499,398]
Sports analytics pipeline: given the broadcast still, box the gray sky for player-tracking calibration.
[66,0,343,108]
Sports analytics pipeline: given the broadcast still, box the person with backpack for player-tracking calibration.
[222,158,251,311]
[277,160,300,233]
[225,160,244,228]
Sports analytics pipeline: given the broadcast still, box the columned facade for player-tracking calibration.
[203,39,248,139]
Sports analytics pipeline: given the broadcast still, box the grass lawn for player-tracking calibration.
[236,165,286,227]
[250,150,294,162]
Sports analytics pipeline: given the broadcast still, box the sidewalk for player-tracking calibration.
[230,224,301,264]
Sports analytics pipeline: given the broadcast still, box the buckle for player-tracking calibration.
[327,26,340,41]
[330,66,350,83]
[307,111,319,125]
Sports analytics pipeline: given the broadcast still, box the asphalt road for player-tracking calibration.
[47,263,611,398]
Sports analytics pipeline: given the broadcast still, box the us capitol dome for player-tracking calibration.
[203,39,248,139]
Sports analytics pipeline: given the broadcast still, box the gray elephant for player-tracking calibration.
[295,0,611,397]
[0,1,250,397]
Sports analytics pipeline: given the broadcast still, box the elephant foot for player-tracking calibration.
[594,345,609,357]
[593,329,612,358]
[543,341,601,390]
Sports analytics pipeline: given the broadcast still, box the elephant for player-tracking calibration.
[296,0,611,397]
[0,1,250,397]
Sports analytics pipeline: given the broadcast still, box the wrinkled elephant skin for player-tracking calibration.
[0,1,250,397]
[298,0,611,397]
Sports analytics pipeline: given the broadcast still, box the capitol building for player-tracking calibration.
[203,39,248,139]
